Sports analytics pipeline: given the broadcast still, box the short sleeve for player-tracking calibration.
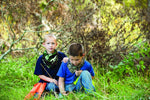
[81,61,95,77]
[57,62,66,78]
[34,55,44,76]
[89,64,95,77]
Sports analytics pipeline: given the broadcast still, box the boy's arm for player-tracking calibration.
[39,75,57,85]
[58,77,68,95]
[75,70,94,79]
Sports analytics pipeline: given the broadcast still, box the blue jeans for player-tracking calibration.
[45,82,59,92]
[65,70,95,93]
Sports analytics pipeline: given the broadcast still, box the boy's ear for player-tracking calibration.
[56,42,58,46]
[82,53,85,57]
[42,43,45,47]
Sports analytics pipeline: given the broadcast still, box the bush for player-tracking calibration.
[108,41,150,78]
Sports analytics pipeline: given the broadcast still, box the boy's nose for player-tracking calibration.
[72,61,78,66]
[49,44,52,46]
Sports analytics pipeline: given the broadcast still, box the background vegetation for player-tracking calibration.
[0,0,150,100]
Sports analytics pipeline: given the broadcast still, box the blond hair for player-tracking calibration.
[43,33,57,42]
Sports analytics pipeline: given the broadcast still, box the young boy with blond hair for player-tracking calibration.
[57,43,95,96]
[34,34,67,92]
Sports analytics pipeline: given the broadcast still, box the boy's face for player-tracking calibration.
[43,36,57,54]
[69,55,83,66]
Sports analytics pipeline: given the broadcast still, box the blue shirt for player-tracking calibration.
[57,60,95,84]
[34,51,66,82]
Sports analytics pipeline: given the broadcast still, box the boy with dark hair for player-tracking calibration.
[57,43,95,96]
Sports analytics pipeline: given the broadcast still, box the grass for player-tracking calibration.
[0,54,150,100]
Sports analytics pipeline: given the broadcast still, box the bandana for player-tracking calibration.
[42,50,58,68]
[67,59,85,73]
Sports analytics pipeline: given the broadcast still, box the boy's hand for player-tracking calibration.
[51,79,58,85]
[61,91,69,96]
[62,57,69,63]
[75,70,82,76]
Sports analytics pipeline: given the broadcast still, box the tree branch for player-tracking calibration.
[0,31,26,62]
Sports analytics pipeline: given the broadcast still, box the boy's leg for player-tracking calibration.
[45,82,59,92]
[65,83,75,92]
[58,83,75,98]
[75,70,95,93]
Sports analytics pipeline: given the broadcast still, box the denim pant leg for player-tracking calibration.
[65,83,75,92]
[75,70,95,93]
[45,82,59,92]
[58,83,75,98]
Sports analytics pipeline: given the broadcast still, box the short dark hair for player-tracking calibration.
[68,43,84,56]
